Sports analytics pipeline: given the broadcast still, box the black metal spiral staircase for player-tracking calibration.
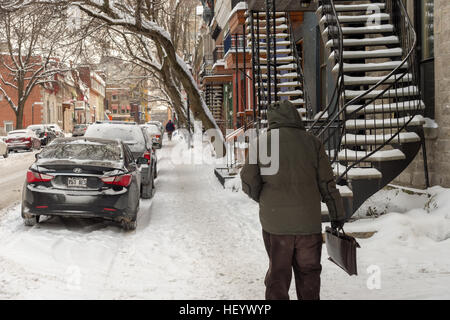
[246,6,310,128]
[311,0,426,219]
[246,0,427,219]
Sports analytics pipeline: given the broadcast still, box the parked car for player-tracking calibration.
[21,137,143,230]
[47,124,65,138]
[27,125,57,146]
[0,139,8,158]
[6,129,41,152]
[146,121,164,134]
[72,124,88,137]
[84,122,157,198]
[141,124,162,149]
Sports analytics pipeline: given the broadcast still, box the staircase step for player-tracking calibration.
[256,81,302,88]
[324,24,394,39]
[248,40,291,47]
[344,85,419,100]
[260,56,296,63]
[336,13,390,24]
[246,24,289,33]
[346,100,426,115]
[344,73,412,86]
[327,36,399,48]
[335,61,407,73]
[341,24,394,35]
[258,48,292,55]
[245,16,287,26]
[330,48,403,60]
[333,166,382,180]
[338,149,406,162]
[261,72,298,79]
[342,132,421,146]
[260,89,303,96]
[260,63,297,72]
[345,115,425,130]
[247,33,290,40]
[334,3,386,12]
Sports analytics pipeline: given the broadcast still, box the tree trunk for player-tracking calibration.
[15,102,25,129]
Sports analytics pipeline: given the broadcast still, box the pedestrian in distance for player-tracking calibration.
[165,120,175,141]
[240,100,346,300]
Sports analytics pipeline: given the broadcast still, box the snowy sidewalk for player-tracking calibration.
[0,138,449,299]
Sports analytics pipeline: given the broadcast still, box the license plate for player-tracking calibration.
[67,177,87,188]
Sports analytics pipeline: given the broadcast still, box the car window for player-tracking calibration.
[39,140,122,162]
[84,124,146,152]
[146,125,161,134]
[122,143,135,164]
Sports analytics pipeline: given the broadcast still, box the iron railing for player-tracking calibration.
[308,0,424,183]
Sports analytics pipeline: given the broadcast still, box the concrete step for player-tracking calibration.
[345,115,425,130]
[342,132,421,146]
[346,100,426,115]
[344,73,412,86]
[338,149,406,162]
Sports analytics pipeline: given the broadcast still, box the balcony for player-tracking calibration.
[224,33,245,56]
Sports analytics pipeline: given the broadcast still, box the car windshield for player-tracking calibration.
[28,126,43,131]
[39,140,122,162]
[84,124,145,152]
[74,125,86,129]
[146,125,161,134]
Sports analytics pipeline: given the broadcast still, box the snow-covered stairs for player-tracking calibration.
[314,0,426,218]
[246,11,307,123]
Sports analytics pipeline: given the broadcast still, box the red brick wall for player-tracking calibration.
[0,54,44,130]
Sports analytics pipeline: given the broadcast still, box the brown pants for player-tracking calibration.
[262,230,323,300]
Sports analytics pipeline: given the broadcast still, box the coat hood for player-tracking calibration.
[267,100,305,130]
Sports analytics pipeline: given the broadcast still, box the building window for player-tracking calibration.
[4,121,13,133]
[112,95,118,101]
[0,94,3,101]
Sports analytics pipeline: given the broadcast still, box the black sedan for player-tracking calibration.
[21,137,145,230]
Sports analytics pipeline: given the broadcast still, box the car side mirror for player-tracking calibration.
[136,157,148,165]
[35,153,40,160]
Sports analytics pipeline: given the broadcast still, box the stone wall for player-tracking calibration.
[394,0,450,188]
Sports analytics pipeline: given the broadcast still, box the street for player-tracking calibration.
[1,137,450,299]
[0,151,36,211]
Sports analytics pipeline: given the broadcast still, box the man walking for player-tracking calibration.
[165,119,175,141]
[240,100,346,300]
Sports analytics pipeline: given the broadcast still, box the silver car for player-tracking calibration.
[141,124,162,148]
[146,121,164,135]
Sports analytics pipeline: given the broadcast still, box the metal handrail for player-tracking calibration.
[309,0,423,182]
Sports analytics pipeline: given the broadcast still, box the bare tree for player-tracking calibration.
[0,4,73,129]
[0,0,225,151]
